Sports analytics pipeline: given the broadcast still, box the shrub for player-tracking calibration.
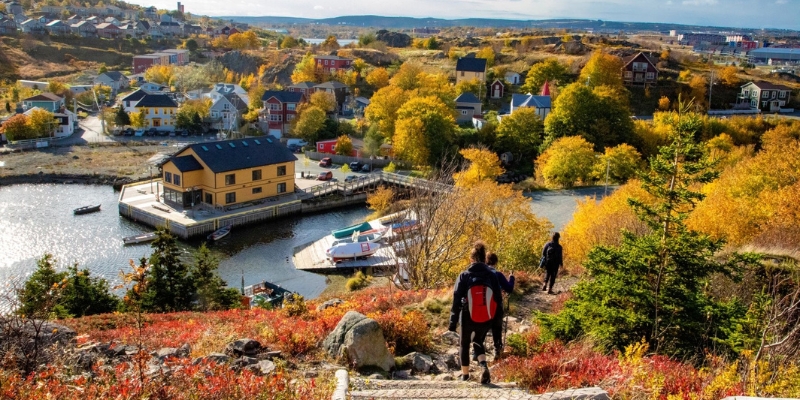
[341,164,351,173]
[383,162,397,172]
[368,309,432,354]
[345,271,371,292]
[282,294,308,317]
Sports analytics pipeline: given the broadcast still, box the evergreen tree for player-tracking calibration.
[114,105,130,127]
[17,254,67,318]
[4,100,10,113]
[191,111,202,133]
[539,101,753,357]
[193,244,240,311]
[142,228,195,312]
[60,265,120,317]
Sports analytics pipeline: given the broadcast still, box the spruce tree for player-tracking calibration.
[143,228,195,312]
[115,105,130,127]
[17,254,67,318]
[193,244,239,311]
[539,101,752,356]
[60,265,120,317]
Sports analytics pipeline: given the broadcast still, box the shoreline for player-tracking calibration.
[0,173,144,190]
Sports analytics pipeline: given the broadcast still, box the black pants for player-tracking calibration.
[459,313,492,367]
[543,265,559,290]
[490,304,504,351]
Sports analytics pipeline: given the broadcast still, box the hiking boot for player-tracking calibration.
[461,374,470,381]
[542,284,548,292]
[480,363,491,384]
[494,344,504,359]
[547,289,555,295]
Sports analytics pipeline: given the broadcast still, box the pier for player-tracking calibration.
[118,172,449,239]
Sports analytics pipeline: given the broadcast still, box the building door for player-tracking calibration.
[493,86,501,98]
[771,101,780,112]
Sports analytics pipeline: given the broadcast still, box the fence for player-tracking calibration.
[708,109,761,115]
[303,151,409,169]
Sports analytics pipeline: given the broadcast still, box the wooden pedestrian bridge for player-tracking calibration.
[298,172,453,200]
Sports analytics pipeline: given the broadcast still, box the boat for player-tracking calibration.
[331,222,372,239]
[326,241,382,262]
[74,204,101,215]
[207,225,232,241]
[331,230,386,247]
[123,232,157,245]
[243,281,295,309]
[378,212,407,225]
[391,220,420,234]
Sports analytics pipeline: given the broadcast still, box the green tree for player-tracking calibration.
[280,35,298,49]
[363,124,384,156]
[141,228,195,312]
[193,244,239,311]
[115,105,130,127]
[538,103,752,357]
[60,264,119,317]
[17,254,67,318]
[495,107,545,165]
[185,38,199,53]
[543,82,634,151]
[521,59,569,94]
[293,105,327,144]
[5,101,10,113]
[358,33,375,47]
[535,135,596,187]
[98,64,108,74]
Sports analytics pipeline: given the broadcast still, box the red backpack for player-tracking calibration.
[466,282,498,323]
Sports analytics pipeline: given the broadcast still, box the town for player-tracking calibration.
[1,0,800,399]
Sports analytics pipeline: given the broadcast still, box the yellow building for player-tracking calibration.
[455,57,487,85]
[159,138,298,209]
[132,93,179,131]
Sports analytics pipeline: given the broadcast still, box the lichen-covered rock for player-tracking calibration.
[404,352,433,374]
[323,311,394,372]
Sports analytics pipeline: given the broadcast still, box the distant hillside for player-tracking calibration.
[222,15,777,34]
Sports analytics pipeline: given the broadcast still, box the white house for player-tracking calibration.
[94,71,129,92]
[139,82,168,93]
[504,71,521,85]
[209,93,249,131]
[120,89,147,112]
[23,106,75,138]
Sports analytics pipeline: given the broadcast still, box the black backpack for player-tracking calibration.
[540,243,557,268]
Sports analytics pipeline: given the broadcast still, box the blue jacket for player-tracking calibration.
[489,266,515,293]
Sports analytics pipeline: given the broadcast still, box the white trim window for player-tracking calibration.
[762,91,768,98]
[269,103,281,111]
[269,114,282,122]
[646,72,655,80]
[779,91,786,98]
[625,71,633,78]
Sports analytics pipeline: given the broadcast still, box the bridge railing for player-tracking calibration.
[298,172,453,199]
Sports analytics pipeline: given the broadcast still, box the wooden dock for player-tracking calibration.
[293,214,405,274]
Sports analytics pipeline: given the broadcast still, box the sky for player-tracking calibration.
[137,0,800,30]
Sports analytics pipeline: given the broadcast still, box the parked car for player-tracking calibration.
[319,157,332,167]
[180,130,189,137]
[158,130,169,137]
[317,170,333,181]
[344,175,358,183]
[123,128,135,136]
[349,161,362,171]
[361,164,371,173]
[134,129,145,137]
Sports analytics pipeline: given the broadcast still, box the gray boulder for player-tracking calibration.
[441,331,459,345]
[404,352,433,374]
[225,338,262,357]
[193,352,231,365]
[316,298,344,311]
[323,311,394,372]
[247,360,276,376]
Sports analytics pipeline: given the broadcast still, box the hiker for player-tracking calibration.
[486,252,514,358]
[541,232,563,295]
[449,241,503,384]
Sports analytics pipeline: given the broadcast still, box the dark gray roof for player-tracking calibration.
[101,71,126,82]
[183,138,298,174]
[261,90,304,103]
[121,89,147,102]
[171,155,203,172]
[136,93,178,108]
[289,81,315,89]
[314,81,348,90]
[511,93,551,109]
[222,93,249,112]
[456,57,487,73]
[455,92,480,104]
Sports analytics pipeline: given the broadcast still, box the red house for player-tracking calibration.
[260,91,306,137]
[316,138,360,157]
[488,79,504,99]
[314,55,353,74]
[621,52,659,86]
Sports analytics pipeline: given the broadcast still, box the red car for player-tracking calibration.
[317,171,333,181]
[319,157,332,167]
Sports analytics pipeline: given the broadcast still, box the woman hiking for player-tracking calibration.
[486,252,514,358]
[448,241,503,384]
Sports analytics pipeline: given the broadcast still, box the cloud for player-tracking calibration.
[681,0,718,4]
[313,5,324,9]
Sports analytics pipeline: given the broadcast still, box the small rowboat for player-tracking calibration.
[326,242,382,262]
[331,222,372,239]
[123,232,157,245]
[74,204,101,215]
[208,225,231,241]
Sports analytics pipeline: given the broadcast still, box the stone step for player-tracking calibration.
[348,378,609,400]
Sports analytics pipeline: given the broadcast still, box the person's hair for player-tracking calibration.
[470,241,487,263]
[552,232,560,243]
[486,252,498,266]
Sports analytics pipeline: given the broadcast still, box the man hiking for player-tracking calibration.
[486,252,514,358]
[449,241,503,384]
[541,232,563,295]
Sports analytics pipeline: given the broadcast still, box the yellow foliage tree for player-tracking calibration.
[658,96,671,111]
[291,53,318,84]
[364,85,408,139]
[393,96,456,166]
[335,135,353,155]
[389,62,424,91]
[27,108,56,138]
[129,110,146,128]
[535,136,596,187]
[455,78,482,97]
[718,66,740,86]
[579,50,624,88]
[367,186,395,214]
[594,143,643,184]
[366,67,390,90]
[453,147,504,188]
[678,70,692,82]
[476,46,495,67]
[688,75,708,109]
[309,91,337,113]
[144,65,175,85]
[393,117,428,166]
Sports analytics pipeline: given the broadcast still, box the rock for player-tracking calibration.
[72,155,79,159]
[444,350,459,370]
[316,298,344,311]
[404,352,433,374]
[178,343,191,357]
[247,360,276,376]
[367,373,383,380]
[71,351,97,371]
[375,30,412,48]
[0,319,76,367]
[506,316,519,324]
[193,352,231,365]
[393,369,411,380]
[225,338,262,357]
[435,373,454,381]
[432,359,448,374]
[261,350,282,360]
[323,311,394,372]
[303,370,318,378]
[441,331,459,345]
[519,325,531,333]
[152,347,188,363]
[232,356,259,370]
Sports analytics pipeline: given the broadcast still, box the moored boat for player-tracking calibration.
[122,232,157,245]
[243,281,295,309]
[331,222,372,239]
[330,227,389,246]
[391,219,419,233]
[326,241,382,261]
[74,204,101,215]
[207,225,232,241]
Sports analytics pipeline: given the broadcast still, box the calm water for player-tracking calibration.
[0,184,369,298]
[302,38,358,46]
[527,186,614,232]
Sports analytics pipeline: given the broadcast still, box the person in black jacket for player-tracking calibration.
[486,252,514,358]
[541,232,563,294]
[449,241,503,384]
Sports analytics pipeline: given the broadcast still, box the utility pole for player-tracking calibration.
[708,69,714,112]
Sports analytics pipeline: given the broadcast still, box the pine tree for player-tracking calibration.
[4,101,10,113]
[17,254,67,318]
[114,105,130,127]
[142,228,195,312]
[193,244,239,311]
[60,265,120,317]
[539,101,753,357]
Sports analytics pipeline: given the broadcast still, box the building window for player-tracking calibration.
[225,192,236,204]
[270,114,282,122]
[173,174,181,186]
[155,109,159,115]
[625,71,633,78]
[762,101,767,107]
[743,90,749,97]
[287,103,296,111]
[164,171,172,183]
[779,91,786,98]
[269,103,280,111]
[204,193,212,204]
[223,103,230,110]
[780,101,786,106]
[646,72,655,80]
[287,114,295,121]
[225,174,235,185]
[762,91,768,98]
[252,187,262,194]
[277,182,286,194]
[461,110,468,115]
[277,166,286,176]
[460,71,464,77]
[252,169,262,181]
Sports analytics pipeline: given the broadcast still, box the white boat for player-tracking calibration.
[330,227,389,246]
[326,242,382,262]
[123,232,157,245]
[208,225,231,241]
